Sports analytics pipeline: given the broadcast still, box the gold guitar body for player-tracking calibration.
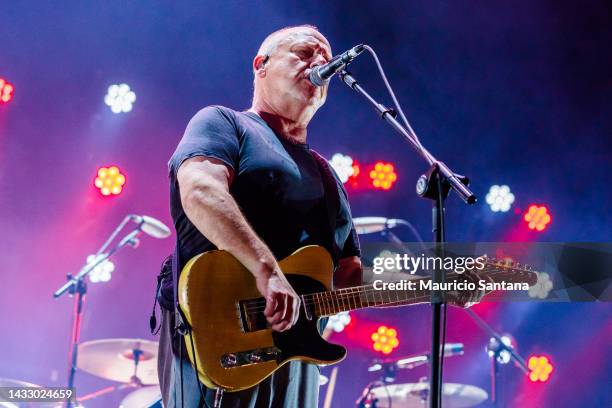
[178,245,346,392]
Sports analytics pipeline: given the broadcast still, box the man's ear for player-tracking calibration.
[253,55,268,77]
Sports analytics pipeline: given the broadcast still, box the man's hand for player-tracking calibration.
[447,270,493,308]
[256,268,301,332]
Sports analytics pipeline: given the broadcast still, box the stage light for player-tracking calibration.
[86,254,115,283]
[104,83,136,113]
[94,166,126,196]
[371,325,399,354]
[348,160,361,188]
[328,311,351,333]
[487,335,514,364]
[0,78,14,104]
[528,355,553,382]
[485,185,515,212]
[524,205,551,231]
[528,272,553,299]
[369,162,397,190]
[329,153,355,183]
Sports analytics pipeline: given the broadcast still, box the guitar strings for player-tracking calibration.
[241,269,521,311]
[241,270,523,315]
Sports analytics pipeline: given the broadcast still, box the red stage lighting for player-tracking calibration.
[369,162,397,190]
[524,205,551,231]
[0,78,14,104]
[348,161,361,188]
[94,166,126,196]
[528,355,553,382]
[371,325,399,354]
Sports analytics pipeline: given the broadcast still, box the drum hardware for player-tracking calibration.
[367,381,488,408]
[72,338,159,405]
[0,378,59,408]
[359,343,465,407]
[119,386,162,408]
[464,309,529,407]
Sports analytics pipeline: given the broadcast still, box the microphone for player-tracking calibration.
[353,216,407,235]
[130,215,171,239]
[309,44,365,86]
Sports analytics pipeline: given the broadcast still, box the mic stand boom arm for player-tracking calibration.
[338,70,476,408]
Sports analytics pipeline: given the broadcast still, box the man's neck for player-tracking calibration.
[249,103,310,144]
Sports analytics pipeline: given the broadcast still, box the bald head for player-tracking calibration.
[250,25,332,127]
[255,25,332,68]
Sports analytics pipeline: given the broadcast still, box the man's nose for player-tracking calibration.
[310,54,328,68]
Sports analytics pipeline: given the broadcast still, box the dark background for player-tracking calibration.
[1,1,610,406]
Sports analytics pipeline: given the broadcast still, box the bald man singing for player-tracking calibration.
[157,25,362,407]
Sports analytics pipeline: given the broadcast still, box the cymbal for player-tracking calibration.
[370,382,488,408]
[77,338,159,385]
[0,378,59,408]
[119,386,162,408]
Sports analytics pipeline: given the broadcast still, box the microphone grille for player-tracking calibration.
[309,66,329,87]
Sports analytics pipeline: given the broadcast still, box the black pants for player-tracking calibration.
[157,308,321,408]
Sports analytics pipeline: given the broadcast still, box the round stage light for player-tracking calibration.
[0,78,14,104]
[328,311,351,333]
[94,166,126,196]
[86,254,115,283]
[371,325,399,354]
[485,185,515,212]
[524,205,551,231]
[104,83,136,113]
[369,162,397,190]
[528,355,553,382]
[330,153,355,183]
[487,335,514,364]
[528,272,553,299]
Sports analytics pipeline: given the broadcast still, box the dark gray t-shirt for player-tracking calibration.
[161,105,360,306]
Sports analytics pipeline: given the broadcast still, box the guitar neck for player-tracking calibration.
[303,262,535,318]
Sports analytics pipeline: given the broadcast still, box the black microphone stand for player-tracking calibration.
[339,70,476,408]
[53,218,142,408]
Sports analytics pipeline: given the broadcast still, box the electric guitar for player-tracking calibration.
[177,245,537,391]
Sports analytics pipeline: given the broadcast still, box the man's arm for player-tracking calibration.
[177,156,300,332]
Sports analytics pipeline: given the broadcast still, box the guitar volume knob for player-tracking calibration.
[221,353,237,367]
[248,352,262,363]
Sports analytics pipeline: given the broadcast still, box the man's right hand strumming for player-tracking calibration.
[256,266,301,332]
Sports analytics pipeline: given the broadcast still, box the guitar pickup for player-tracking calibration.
[220,346,282,368]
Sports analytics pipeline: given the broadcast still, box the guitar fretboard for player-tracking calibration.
[301,262,534,317]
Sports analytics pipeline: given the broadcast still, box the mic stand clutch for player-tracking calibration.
[339,70,476,408]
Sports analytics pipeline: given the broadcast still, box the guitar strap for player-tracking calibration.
[310,149,341,265]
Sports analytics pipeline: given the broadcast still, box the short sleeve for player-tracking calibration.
[338,182,361,258]
[168,106,240,177]
[326,163,361,259]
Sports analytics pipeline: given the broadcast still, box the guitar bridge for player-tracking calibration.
[237,298,269,332]
[220,346,282,368]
